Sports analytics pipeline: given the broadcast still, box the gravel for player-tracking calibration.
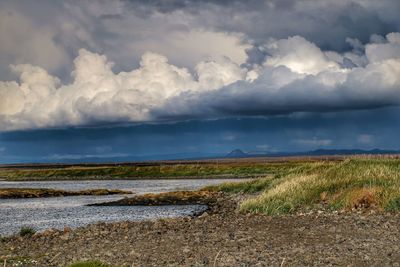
[1,195,400,266]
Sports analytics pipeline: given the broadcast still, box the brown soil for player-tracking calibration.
[0,188,132,199]
[1,194,400,266]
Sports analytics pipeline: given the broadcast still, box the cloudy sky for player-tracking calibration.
[1,0,400,163]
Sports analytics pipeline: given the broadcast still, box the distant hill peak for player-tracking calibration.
[226,149,248,158]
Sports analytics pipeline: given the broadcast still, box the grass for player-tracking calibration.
[0,162,299,180]
[204,158,400,215]
[19,226,36,237]
[68,260,110,267]
[203,175,275,193]
[4,157,400,215]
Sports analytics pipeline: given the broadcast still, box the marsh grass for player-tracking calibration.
[204,158,400,215]
[0,163,284,180]
[202,176,274,193]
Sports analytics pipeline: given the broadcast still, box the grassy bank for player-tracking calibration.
[204,158,400,214]
[0,161,303,180]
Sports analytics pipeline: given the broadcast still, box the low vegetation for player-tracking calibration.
[205,158,400,215]
[3,157,400,216]
[19,227,36,237]
[68,260,110,267]
[0,188,132,199]
[0,161,307,180]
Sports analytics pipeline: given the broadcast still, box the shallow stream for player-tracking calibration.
[0,179,243,235]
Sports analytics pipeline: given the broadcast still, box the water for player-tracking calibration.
[0,179,245,235]
[0,179,241,193]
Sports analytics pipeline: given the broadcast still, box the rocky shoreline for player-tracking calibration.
[1,193,400,266]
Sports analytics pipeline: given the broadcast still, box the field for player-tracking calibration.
[2,155,400,214]
[2,155,400,266]
[0,156,342,180]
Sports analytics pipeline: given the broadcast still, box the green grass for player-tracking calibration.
[19,226,36,237]
[68,260,110,267]
[203,175,275,193]
[0,162,298,180]
[204,158,400,215]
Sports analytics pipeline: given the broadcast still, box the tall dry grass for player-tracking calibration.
[207,158,400,215]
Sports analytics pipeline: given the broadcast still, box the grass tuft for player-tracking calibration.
[68,260,110,267]
[19,226,36,237]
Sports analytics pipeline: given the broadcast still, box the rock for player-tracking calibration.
[59,233,70,241]
[2,195,400,267]
[198,212,209,218]
[129,250,140,257]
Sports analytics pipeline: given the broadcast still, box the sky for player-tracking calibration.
[0,0,400,163]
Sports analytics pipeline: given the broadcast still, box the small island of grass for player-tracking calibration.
[0,188,132,199]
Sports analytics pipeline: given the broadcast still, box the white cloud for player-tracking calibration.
[294,138,332,147]
[221,133,237,141]
[1,33,400,131]
[365,32,400,63]
[264,36,340,75]
[46,153,129,160]
[0,48,243,130]
[256,144,270,151]
[357,134,374,145]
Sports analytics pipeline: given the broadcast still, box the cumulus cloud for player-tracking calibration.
[159,33,400,118]
[264,36,341,75]
[1,33,400,131]
[0,48,244,130]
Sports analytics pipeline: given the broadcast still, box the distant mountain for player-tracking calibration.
[302,149,400,156]
[3,148,399,165]
[224,148,400,159]
[225,149,248,158]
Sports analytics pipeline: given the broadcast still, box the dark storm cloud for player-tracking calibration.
[2,107,400,163]
[1,0,400,131]
[124,0,399,51]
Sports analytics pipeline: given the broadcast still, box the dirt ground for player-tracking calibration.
[1,195,400,267]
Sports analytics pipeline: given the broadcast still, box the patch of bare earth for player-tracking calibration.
[1,194,400,266]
